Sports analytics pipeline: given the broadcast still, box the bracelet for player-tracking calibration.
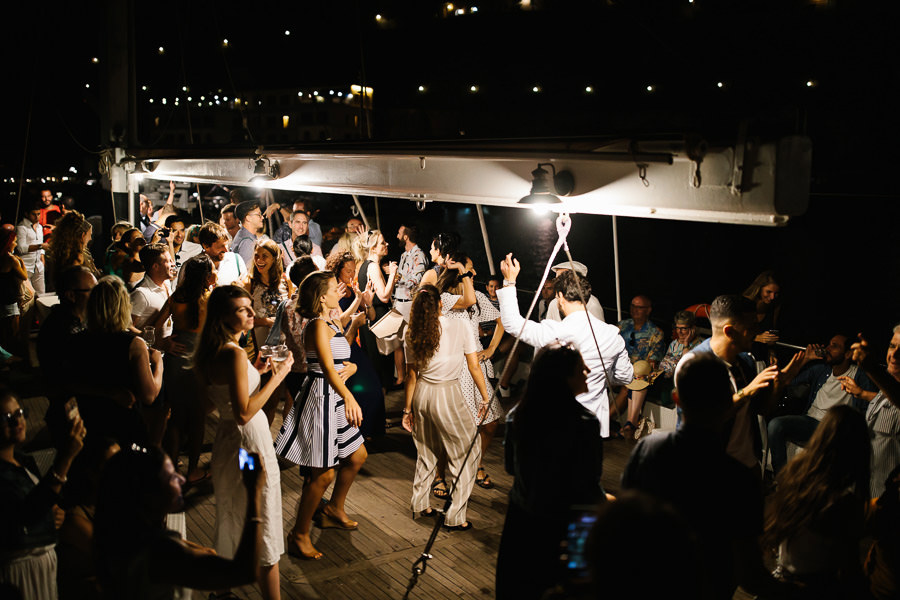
[460,271,473,280]
[50,470,67,484]
[402,409,412,415]
[503,279,515,287]
[248,516,263,523]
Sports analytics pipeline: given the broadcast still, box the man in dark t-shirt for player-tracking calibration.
[622,353,796,599]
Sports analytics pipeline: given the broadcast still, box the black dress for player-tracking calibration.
[339,295,386,439]
[357,260,394,386]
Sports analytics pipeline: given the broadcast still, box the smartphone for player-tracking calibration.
[64,397,80,422]
[238,447,256,471]
[560,506,599,580]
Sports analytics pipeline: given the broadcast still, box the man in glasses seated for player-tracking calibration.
[613,295,665,438]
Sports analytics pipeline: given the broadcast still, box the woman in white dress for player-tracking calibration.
[194,285,293,600]
[402,285,490,530]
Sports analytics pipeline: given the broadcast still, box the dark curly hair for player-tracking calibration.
[406,285,442,370]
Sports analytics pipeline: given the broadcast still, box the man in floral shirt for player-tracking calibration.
[613,295,665,438]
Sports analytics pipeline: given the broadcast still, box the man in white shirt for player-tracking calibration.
[278,210,323,270]
[197,222,247,286]
[544,260,605,322]
[16,204,47,294]
[130,243,175,341]
[498,254,633,438]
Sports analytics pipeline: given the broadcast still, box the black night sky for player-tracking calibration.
[4,0,900,348]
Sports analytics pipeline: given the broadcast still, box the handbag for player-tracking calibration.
[370,308,405,355]
[264,299,290,346]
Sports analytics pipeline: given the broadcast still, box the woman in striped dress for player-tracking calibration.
[275,271,367,560]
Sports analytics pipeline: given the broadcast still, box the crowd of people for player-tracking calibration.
[1,187,899,600]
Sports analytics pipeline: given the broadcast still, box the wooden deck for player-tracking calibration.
[176,389,635,600]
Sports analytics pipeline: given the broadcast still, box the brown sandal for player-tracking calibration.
[431,477,449,499]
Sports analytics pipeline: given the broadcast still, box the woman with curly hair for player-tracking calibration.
[402,284,489,530]
[763,404,871,597]
[47,211,99,289]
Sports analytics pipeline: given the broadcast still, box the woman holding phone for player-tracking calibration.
[275,271,367,561]
[194,285,293,600]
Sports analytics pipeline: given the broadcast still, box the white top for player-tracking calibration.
[15,218,44,274]
[546,294,605,322]
[215,252,247,286]
[130,275,173,337]
[174,240,203,268]
[807,364,858,421]
[498,285,632,436]
[405,315,475,382]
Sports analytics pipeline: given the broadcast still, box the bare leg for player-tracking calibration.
[393,347,405,385]
[258,563,281,600]
[627,389,648,427]
[289,467,335,558]
[324,445,368,523]
[476,421,498,487]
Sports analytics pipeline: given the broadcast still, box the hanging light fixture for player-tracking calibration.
[518,163,574,206]
[250,156,279,183]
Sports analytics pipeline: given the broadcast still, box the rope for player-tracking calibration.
[403,212,619,598]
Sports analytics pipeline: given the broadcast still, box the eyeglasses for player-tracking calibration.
[248,211,263,218]
[674,326,692,332]
[2,408,26,427]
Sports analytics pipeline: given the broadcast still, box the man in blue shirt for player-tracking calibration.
[230,200,264,266]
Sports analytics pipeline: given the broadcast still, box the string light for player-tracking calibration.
[469,85,478,93]
[158,46,165,55]
[91,57,99,64]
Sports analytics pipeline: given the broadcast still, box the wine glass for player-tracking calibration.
[142,327,156,347]
[272,345,290,364]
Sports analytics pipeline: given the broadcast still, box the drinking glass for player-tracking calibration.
[259,345,274,359]
[142,327,156,347]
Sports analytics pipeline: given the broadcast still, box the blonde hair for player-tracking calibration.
[86,276,133,333]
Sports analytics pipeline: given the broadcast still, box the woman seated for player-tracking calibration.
[0,386,85,600]
[495,342,603,599]
[763,405,871,598]
[622,310,704,438]
[93,446,265,600]
[402,284,489,531]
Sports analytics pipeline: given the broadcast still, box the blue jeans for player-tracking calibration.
[767,414,818,473]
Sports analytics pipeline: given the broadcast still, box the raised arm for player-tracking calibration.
[150,452,263,590]
[497,253,562,349]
